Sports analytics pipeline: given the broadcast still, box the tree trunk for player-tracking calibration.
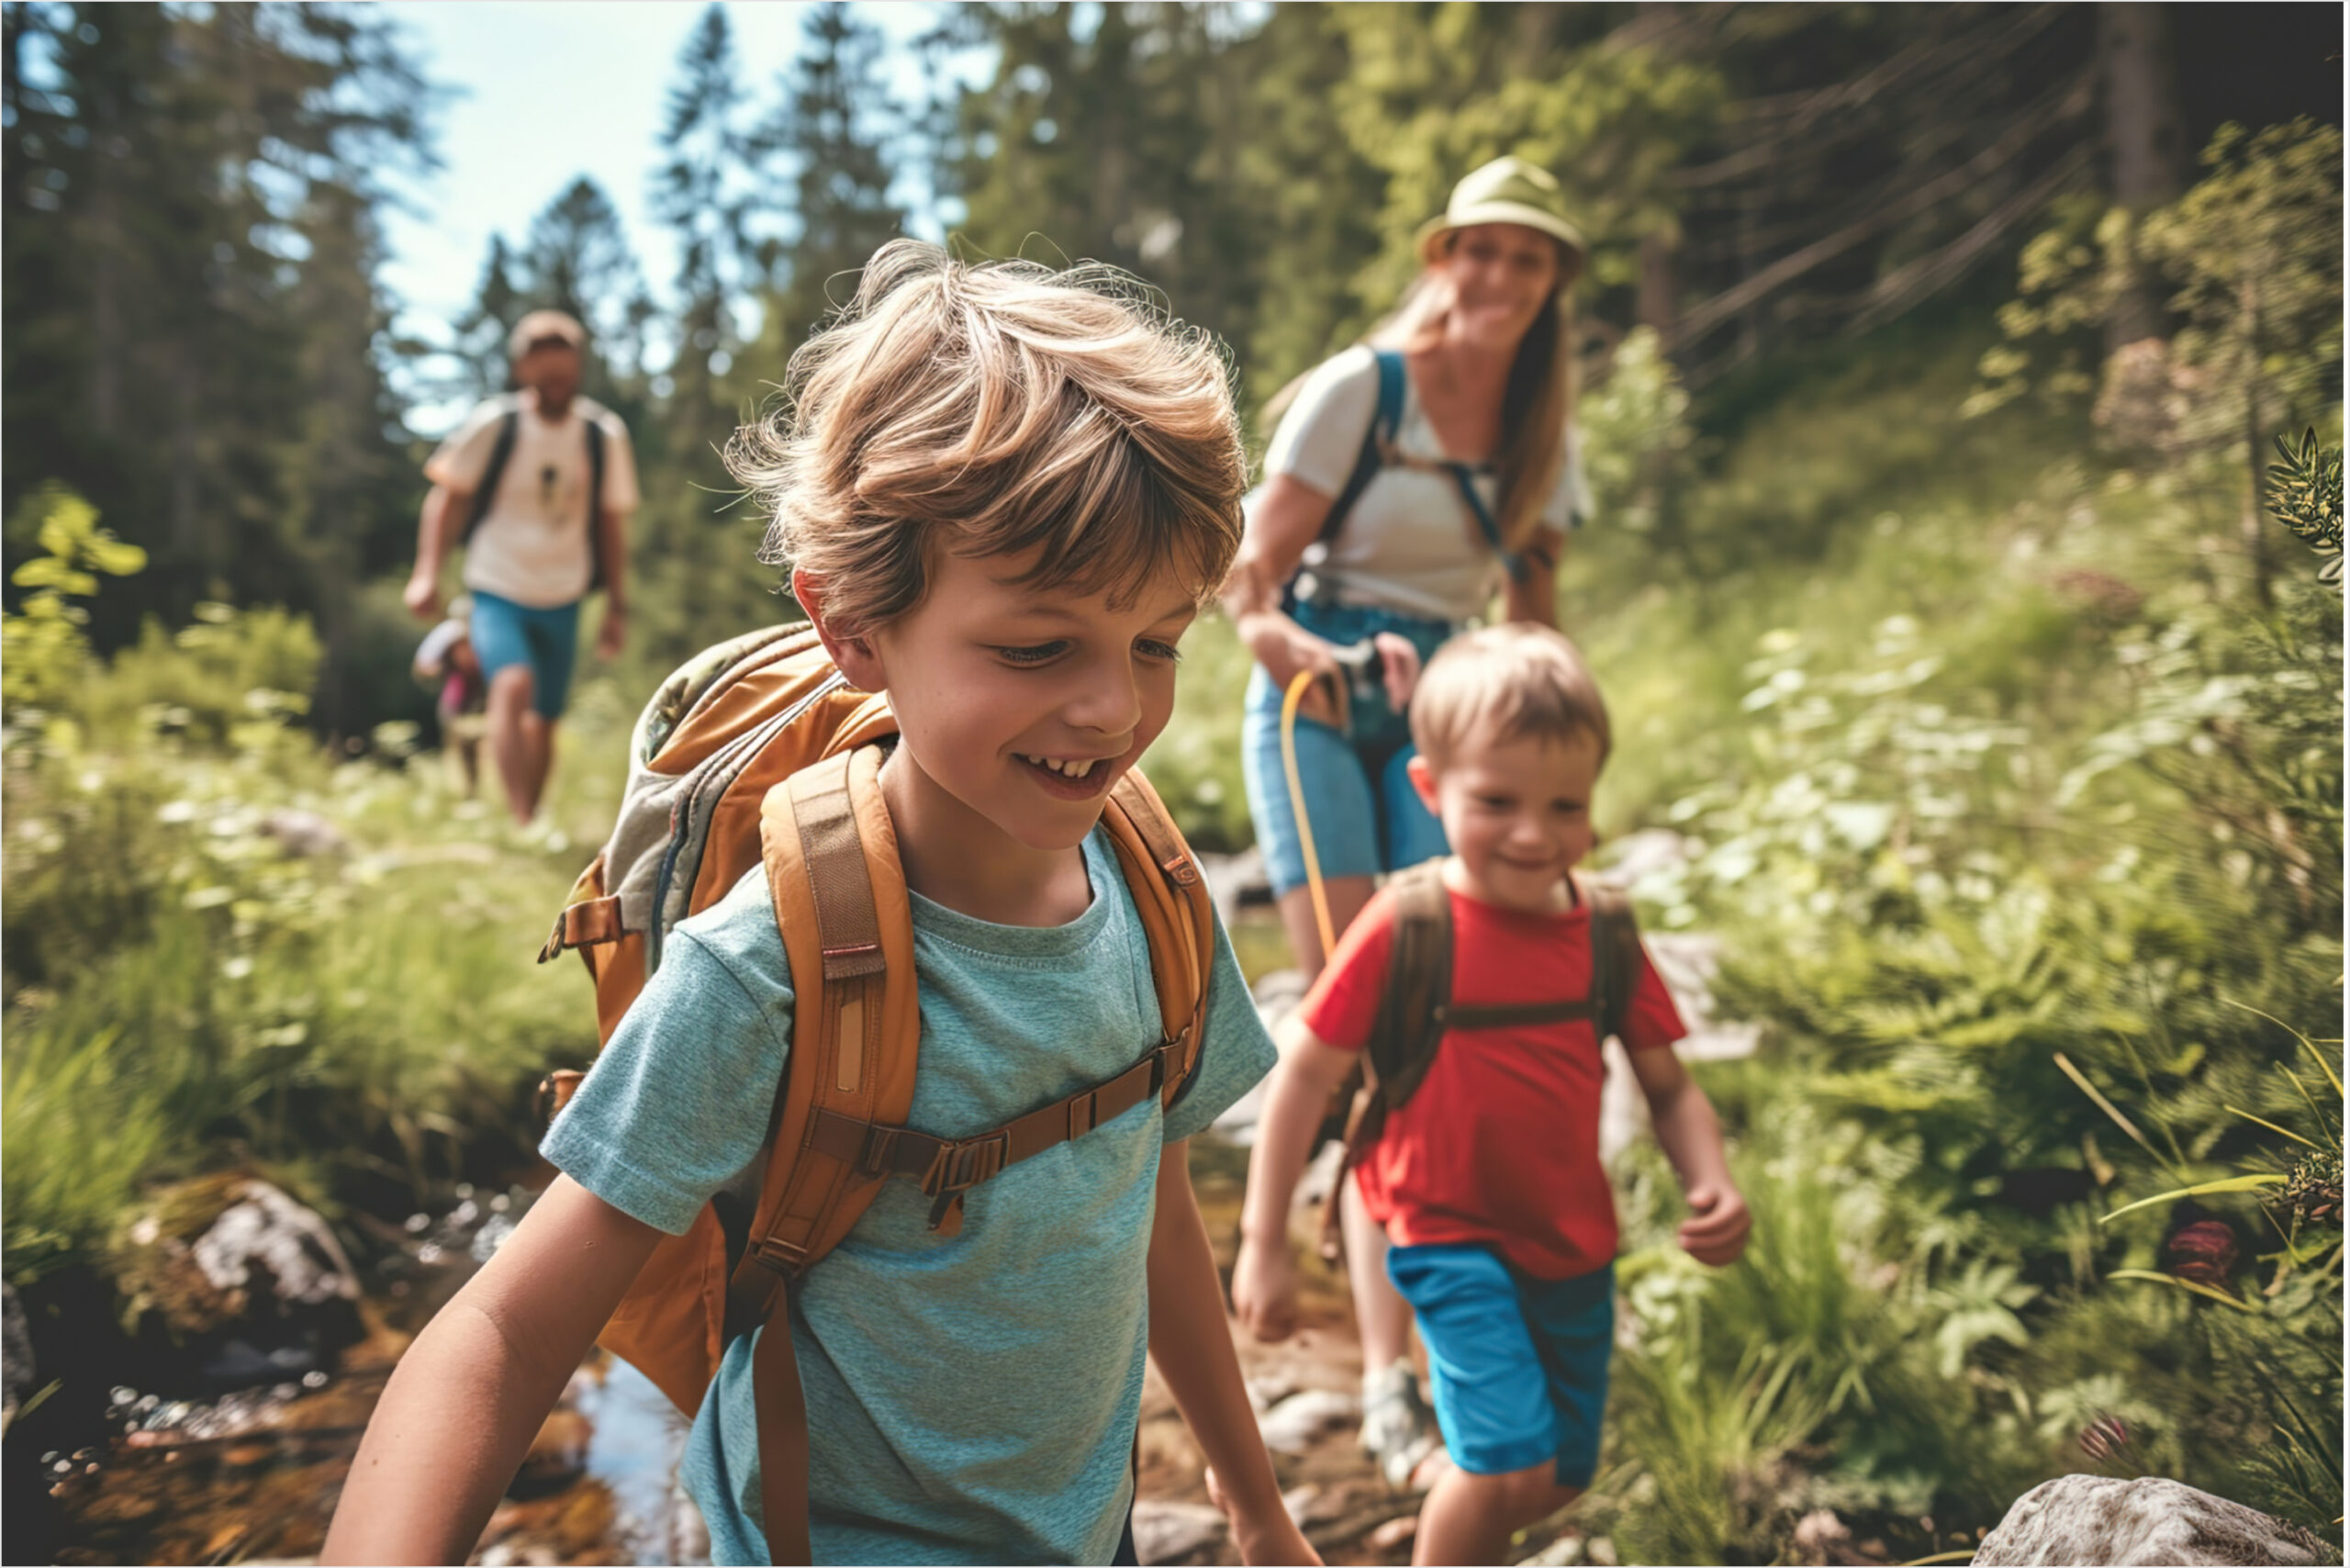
[1638,232,1679,344]
[2097,2,2184,350]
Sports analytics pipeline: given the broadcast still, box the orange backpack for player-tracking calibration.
[534,623,1215,1564]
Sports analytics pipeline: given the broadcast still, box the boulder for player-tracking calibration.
[1974,1475,2337,1566]
[106,1174,362,1393]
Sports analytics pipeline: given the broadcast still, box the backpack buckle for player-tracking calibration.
[918,1130,1009,1231]
[919,1131,1009,1202]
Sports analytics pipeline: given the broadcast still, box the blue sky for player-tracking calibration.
[374,2,971,426]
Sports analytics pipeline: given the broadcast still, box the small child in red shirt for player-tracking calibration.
[1231,623,1750,1565]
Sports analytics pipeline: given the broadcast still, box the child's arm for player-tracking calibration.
[1147,1140,1321,1568]
[1625,1046,1751,1267]
[1230,1017,1360,1342]
[321,1177,665,1564]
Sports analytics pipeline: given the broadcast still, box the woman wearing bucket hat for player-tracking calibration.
[1221,155,1593,1491]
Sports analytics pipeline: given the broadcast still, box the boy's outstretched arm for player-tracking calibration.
[322,1177,664,1565]
[1626,1046,1751,1267]
[1230,1019,1358,1342]
[1148,1141,1322,1567]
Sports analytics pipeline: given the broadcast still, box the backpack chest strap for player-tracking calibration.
[1436,998,1598,1031]
[804,1036,1185,1232]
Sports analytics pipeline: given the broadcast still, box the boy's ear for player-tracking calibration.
[793,568,885,692]
[1404,753,1441,816]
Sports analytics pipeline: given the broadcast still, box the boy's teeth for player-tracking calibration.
[1022,754,1093,778]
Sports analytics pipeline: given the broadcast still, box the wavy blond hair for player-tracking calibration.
[728,240,1248,634]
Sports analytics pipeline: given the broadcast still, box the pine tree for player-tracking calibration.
[758,2,906,363]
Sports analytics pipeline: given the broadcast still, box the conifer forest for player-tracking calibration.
[2,5,2341,1563]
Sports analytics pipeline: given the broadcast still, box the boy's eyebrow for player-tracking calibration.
[990,593,1201,628]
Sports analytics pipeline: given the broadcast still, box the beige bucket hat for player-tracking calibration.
[1416,156,1588,279]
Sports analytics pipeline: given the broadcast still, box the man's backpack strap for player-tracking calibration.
[455,405,610,592]
[457,410,520,544]
[583,415,608,593]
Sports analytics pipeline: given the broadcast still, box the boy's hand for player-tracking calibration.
[1206,1467,1326,1566]
[1679,1181,1751,1266]
[1230,1234,1300,1343]
[403,572,442,622]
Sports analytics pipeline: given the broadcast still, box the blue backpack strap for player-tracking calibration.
[1315,347,1406,547]
[1283,349,1406,611]
[1443,462,1530,584]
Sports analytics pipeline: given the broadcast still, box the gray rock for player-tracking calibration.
[1258,1386,1360,1455]
[1517,1533,1584,1565]
[1973,1475,2336,1566]
[1132,1499,1227,1564]
[188,1182,360,1308]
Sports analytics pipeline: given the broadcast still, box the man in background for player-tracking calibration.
[404,310,638,824]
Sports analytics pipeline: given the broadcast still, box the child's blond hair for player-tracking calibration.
[1410,623,1611,767]
[728,240,1248,633]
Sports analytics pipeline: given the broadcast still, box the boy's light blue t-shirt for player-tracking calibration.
[543,824,1274,1565]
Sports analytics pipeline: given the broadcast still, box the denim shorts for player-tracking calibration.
[467,589,581,721]
[1238,601,1457,898]
[1386,1245,1615,1486]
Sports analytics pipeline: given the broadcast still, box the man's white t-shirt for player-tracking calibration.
[1260,344,1592,624]
[425,392,641,609]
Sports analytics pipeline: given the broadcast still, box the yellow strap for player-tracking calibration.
[1279,670,1337,959]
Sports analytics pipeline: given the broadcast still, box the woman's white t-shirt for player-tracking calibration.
[1260,344,1591,624]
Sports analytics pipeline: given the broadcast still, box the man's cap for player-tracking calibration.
[508,308,587,360]
[1416,156,1587,279]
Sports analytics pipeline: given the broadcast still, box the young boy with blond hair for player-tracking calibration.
[1230,623,1750,1566]
[324,242,1315,1567]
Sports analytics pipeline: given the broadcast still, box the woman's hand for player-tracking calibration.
[1240,610,1344,728]
[1371,630,1423,714]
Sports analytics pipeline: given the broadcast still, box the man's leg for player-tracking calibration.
[487,665,540,824]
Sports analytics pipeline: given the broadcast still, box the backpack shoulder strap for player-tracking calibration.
[459,409,520,545]
[725,744,917,1567]
[1583,877,1642,1047]
[1102,768,1214,1106]
[583,413,608,593]
[1319,858,1450,1259]
[1369,858,1453,1106]
[1312,346,1407,549]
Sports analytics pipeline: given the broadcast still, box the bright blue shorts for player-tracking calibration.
[1386,1245,1615,1486]
[467,589,581,721]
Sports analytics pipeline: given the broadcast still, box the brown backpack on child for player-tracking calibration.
[533,623,1215,1565]
[1318,859,1642,1259]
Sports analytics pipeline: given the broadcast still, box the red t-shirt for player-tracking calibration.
[1298,879,1686,1281]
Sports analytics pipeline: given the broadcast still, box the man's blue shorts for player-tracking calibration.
[1386,1245,1615,1487]
[467,589,581,721]
[1239,662,1449,897]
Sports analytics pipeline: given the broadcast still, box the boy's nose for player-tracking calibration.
[1066,657,1143,737]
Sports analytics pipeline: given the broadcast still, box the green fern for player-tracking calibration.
[2266,428,2344,588]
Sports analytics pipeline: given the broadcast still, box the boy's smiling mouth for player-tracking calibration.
[1014,751,1119,798]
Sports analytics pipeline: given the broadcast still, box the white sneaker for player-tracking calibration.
[1359,1359,1438,1491]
